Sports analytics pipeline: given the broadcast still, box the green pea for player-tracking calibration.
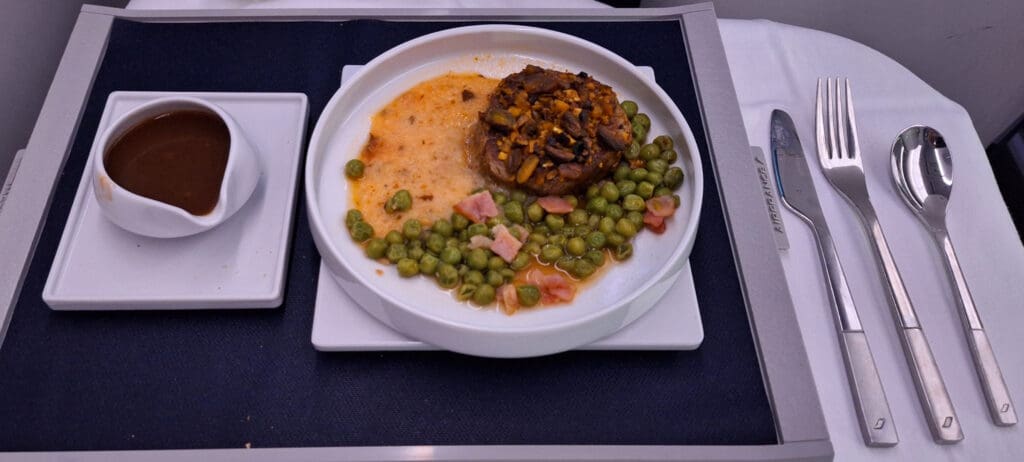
[385,230,404,245]
[386,243,407,263]
[673,194,681,208]
[540,244,563,263]
[634,113,651,130]
[613,163,632,181]
[652,134,672,151]
[664,167,685,190]
[510,252,531,270]
[616,179,637,196]
[432,219,453,237]
[349,221,374,242]
[623,194,646,212]
[419,253,439,275]
[485,216,504,228]
[614,243,634,261]
[600,182,620,202]
[436,264,460,288]
[562,195,579,208]
[473,284,496,305]
[626,211,645,228]
[586,184,601,199]
[385,189,412,213]
[555,256,576,273]
[586,196,608,215]
[458,264,470,276]
[647,158,669,175]
[639,143,661,161]
[631,120,648,143]
[628,168,648,183]
[528,232,548,245]
[571,260,596,279]
[344,159,365,179]
[516,285,541,307]
[568,209,589,226]
[503,201,525,224]
[492,192,508,206]
[660,149,678,163]
[585,231,607,249]
[646,172,664,187]
[464,270,485,286]
[445,237,461,248]
[485,270,504,287]
[456,284,478,301]
[615,218,639,238]
[607,232,626,247]
[345,209,363,230]
[500,268,516,281]
[397,258,419,277]
[621,100,639,118]
[451,213,470,231]
[545,214,565,231]
[408,246,425,261]
[526,202,544,222]
[566,237,587,256]
[365,238,388,259]
[533,224,550,235]
[523,241,542,255]
[488,256,507,271]
[605,203,624,220]
[587,214,601,229]
[625,140,641,161]
[585,249,606,267]
[467,223,488,237]
[425,233,445,254]
[440,247,462,265]
[598,216,616,235]
[402,219,422,240]
[637,181,655,199]
[467,248,489,270]
[655,187,672,198]
[511,190,528,204]
[549,234,567,247]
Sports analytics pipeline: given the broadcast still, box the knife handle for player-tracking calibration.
[839,330,899,446]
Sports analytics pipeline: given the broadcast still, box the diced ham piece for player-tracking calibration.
[497,284,519,315]
[536,196,574,214]
[509,224,529,242]
[526,271,576,304]
[490,224,523,263]
[643,211,666,234]
[645,195,676,217]
[454,191,500,223]
[469,235,494,249]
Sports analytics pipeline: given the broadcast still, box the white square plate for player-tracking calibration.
[43,91,308,310]
[309,65,703,352]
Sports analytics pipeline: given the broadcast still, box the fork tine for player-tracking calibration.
[816,78,828,162]
[837,78,850,160]
[845,79,861,159]
[827,78,839,160]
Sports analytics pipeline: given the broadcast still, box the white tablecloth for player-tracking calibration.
[722,18,1024,461]
[121,3,1024,459]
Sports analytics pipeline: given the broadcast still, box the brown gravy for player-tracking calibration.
[104,110,230,216]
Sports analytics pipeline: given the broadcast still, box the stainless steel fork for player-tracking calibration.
[815,78,963,444]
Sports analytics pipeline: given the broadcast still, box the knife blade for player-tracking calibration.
[770,109,899,447]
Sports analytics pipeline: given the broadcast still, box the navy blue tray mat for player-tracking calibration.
[0,19,775,451]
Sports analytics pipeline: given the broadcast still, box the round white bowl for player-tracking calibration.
[305,25,704,358]
[92,96,261,238]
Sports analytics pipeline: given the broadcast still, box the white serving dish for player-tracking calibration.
[43,91,308,310]
[305,25,704,357]
[91,96,261,238]
[311,260,703,351]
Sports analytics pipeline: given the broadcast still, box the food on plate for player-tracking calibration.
[473,65,632,196]
[344,66,684,314]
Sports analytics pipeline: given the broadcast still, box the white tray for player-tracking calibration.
[43,91,308,310]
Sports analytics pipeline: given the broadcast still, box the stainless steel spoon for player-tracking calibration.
[891,125,1017,426]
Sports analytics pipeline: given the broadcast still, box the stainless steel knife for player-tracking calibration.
[770,109,898,447]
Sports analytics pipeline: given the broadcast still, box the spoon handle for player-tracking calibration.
[936,232,1017,426]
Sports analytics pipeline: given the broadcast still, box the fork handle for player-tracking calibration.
[858,206,962,443]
